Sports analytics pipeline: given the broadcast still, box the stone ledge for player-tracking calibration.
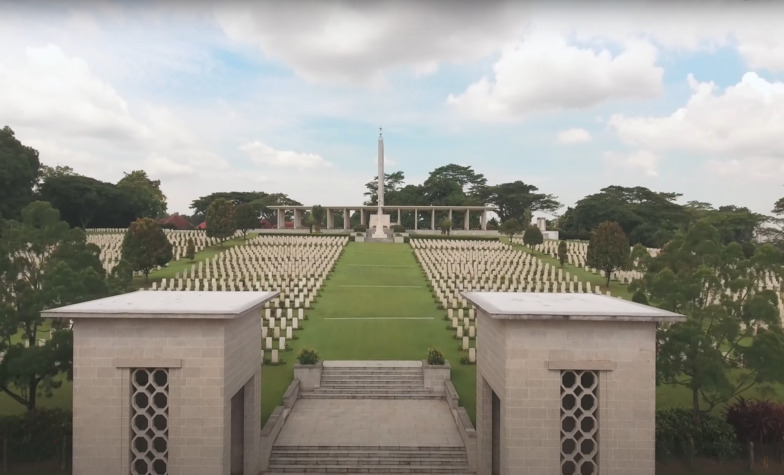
[547,360,615,371]
[114,358,182,368]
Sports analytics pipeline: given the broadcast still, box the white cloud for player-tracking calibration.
[214,1,530,85]
[609,72,784,158]
[604,150,660,177]
[0,44,145,141]
[239,141,332,170]
[530,1,784,72]
[447,34,662,120]
[557,128,592,144]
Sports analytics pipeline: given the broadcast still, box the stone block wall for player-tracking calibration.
[476,314,656,475]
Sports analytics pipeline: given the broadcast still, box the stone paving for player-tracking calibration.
[274,398,464,447]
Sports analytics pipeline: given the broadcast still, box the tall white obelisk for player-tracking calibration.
[371,127,391,238]
[377,127,384,208]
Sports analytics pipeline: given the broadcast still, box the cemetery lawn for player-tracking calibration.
[132,233,259,289]
[261,242,476,425]
[504,238,634,300]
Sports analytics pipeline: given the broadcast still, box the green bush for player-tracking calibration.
[297,347,320,365]
[725,397,784,445]
[0,408,72,464]
[656,408,740,461]
[426,347,445,365]
[354,224,367,232]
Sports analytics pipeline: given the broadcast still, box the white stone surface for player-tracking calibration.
[462,291,683,321]
[43,291,278,319]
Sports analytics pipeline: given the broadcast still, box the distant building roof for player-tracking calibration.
[158,213,193,229]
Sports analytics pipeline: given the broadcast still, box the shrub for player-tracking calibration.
[354,224,367,232]
[427,347,445,365]
[725,397,784,445]
[297,347,320,365]
[392,224,406,233]
[0,408,72,464]
[656,408,740,461]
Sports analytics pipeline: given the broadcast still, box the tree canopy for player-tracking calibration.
[116,170,167,219]
[632,220,784,423]
[121,218,173,281]
[481,181,561,223]
[234,203,259,239]
[0,126,41,220]
[206,198,236,243]
[498,218,523,241]
[191,191,301,224]
[38,174,136,228]
[586,221,630,287]
[0,201,110,409]
[522,225,544,247]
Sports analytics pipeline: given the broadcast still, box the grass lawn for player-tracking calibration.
[504,238,634,300]
[261,242,476,425]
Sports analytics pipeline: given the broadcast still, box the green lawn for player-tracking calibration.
[260,242,476,425]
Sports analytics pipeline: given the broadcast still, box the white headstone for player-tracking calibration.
[271,349,279,364]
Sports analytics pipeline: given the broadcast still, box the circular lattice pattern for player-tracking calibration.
[560,370,598,475]
[131,368,169,475]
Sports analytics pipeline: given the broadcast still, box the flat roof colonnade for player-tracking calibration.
[270,205,499,231]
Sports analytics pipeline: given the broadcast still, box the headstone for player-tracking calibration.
[292,318,299,329]
[265,337,273,349]
[261,327,267,339]
[279,337,286,350]
[286,327,292,339]
[452,317,458,329]
[457,326,464,338]
[469,326,476,338]
[462,336,470,350]
[468,347,476,363]
[271,349,279,364]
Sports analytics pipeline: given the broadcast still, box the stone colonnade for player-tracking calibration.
[271,206,497,231]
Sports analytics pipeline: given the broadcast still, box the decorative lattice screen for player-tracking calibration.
[560,370,598,475]
[130,368,169,475]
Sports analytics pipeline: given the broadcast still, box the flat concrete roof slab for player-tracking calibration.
[462,292,684,322]
[42,291,278,319]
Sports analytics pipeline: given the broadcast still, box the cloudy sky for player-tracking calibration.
[2,0,783,216]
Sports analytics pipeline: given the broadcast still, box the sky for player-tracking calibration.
[1,0,783,217]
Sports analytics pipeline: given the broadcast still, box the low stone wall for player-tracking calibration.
[422,360,451,394]
[283,379,300,408]
[293,361,323,391]
[445,380,477,472]
[259,405,290,472]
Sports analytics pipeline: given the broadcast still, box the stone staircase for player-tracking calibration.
[266,446,471,474]
[299,364,437,400]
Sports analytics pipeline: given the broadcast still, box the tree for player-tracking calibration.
[121,218,173,282]
[632,220,784,424]
[234,203,258,240]
[0,201,108,410]
[206,198,236,244]
[481,181,561,223]
[311,205,326,232]
[40,165,74,180]
[303,213,315,234]
[562,186,687,247]
[185,238,195,261]
[363,171,407,206]
[38,174,135,228]
[116,170,167,219]
[439,217,452,236]
[190,191,301,222]
[498,218,523,241]
[558,240,568,267]
[0,126,41,220]
[522,225,544,247]
[586,221,630,287]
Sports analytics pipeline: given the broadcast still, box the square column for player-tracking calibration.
[481,210,487,231]
[277,209,284,229]
[294,209,302,229]
[326,209,334,229]
[431,210,435,230]
[360,208,365,226]
[397,208,401,225]
[414,209,418,231]
[43,291,279,475]
[464,210,470,230]
[343,208,350,230]
[463,292,684,475]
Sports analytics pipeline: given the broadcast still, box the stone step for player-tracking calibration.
[265,468,471,474]
[321,369,423,375]
[268,446,470,474]
[319,379,424,386]
[299,393,440,400]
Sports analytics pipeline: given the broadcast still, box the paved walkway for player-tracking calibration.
[274,399,464,447]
